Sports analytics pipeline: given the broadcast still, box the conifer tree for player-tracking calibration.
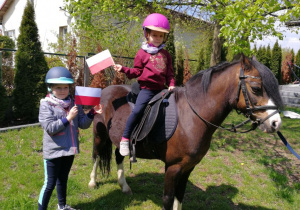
[270,40,282,83]
[291,49,295,64]
[260,46,267,66]
[256,46,263,63]
[295,49,300,78]
[265,45,271,69]
[12,0,48,122]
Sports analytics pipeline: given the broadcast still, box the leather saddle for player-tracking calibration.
[126,83,178,162]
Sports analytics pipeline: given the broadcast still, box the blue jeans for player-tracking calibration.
[38,155,74,210]
[123,89,160,139]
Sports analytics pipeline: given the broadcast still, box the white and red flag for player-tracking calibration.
[75,86,101,106]
[86,49,115,74]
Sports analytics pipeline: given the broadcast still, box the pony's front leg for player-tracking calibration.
[173,167,195,210]
[88,156,100,188]
[163,164,183,210]
[115,148,132,195]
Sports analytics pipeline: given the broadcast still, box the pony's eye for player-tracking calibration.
[251,86,261,94]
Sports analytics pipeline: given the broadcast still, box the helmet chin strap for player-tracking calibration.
[143,27,148,40]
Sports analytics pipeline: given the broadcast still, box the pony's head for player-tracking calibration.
[235,55,283,132]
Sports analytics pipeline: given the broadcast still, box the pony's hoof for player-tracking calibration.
[122,187,133,195]
[123,189,133,195]
[88,181,97,189]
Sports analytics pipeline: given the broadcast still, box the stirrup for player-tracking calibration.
[130,144,137,163]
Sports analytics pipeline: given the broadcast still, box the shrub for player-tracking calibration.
[12,1,48,123]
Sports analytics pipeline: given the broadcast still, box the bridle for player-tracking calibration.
[235,66,279,125]
[184,66,280,133]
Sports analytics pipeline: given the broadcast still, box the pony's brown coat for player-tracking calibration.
[91,55,282,209]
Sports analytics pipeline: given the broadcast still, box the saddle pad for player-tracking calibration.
[130,93,178,144]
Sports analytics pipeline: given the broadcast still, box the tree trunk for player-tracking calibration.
[210,22,223,67]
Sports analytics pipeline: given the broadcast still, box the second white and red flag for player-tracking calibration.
[86,49,115,74]
[75,86,102,106]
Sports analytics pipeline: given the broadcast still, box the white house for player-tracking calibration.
[0,0,73,52]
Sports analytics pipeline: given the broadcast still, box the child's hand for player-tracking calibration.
[113,64,122,72]
[94,104,103,114]
[67,105,78,122]
[168,86,175,91]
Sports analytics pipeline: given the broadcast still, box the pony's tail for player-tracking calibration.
[98,137,112,176]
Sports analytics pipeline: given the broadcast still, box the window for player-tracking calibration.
[5,30,15,40]
[59,26,68,38]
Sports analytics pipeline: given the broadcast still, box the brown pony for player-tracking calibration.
[88,55,283,210]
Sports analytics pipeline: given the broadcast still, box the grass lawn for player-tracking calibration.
[0,107,299,210]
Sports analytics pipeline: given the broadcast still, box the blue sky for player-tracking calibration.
[251,22,300,52]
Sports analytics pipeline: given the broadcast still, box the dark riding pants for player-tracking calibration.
[38,155,74,210]
[123,88,160,139]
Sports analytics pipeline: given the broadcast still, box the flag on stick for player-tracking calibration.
[75,86,101,106]
[86,49,115,74]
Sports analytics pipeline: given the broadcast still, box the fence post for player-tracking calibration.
[83,56,89,87]
[0,51,2,85]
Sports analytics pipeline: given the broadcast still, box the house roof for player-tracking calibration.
[285,20,300,27]
[0,0,14,24]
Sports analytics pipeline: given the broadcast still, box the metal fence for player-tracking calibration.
[0,48,198,94]
[0,48,137,93]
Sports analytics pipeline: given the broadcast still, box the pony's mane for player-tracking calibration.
[187,60,239,93]
[186,57,283,109]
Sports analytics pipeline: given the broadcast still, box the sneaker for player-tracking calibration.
[57,204,77,210]
[120,140,130,156]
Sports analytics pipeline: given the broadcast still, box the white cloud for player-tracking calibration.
[251,20,300,52]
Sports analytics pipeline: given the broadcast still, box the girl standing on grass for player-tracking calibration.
[38,67,102,210]
[114,13,175,156]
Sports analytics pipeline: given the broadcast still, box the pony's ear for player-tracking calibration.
[232,53,242,62]
[241,54,252,71]
[251,55,258,61]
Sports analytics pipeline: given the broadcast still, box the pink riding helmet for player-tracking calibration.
[143,13,170,34]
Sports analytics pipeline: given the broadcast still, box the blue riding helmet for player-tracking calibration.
[45,67,74,84]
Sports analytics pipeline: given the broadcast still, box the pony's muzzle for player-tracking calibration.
[259,112,281,133]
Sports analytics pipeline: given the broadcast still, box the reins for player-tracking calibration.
[184,89,257,133]
[184,65,279,133]
[186,89,300,159]
[277,131,300,160]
